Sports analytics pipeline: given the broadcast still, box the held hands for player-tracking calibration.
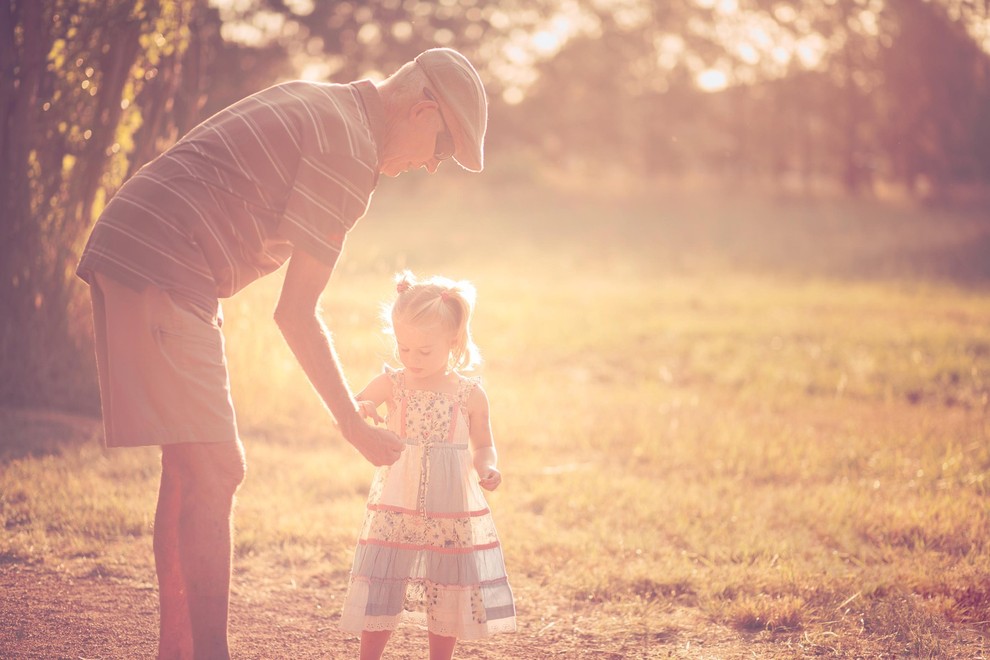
[342,409,403,467]
[353,423,404,466]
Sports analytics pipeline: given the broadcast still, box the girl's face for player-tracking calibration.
[393,320,455,385]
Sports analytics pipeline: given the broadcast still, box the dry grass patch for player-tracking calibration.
[4,183,990,657]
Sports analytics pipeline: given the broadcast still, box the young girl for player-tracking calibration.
[339,272,516,660]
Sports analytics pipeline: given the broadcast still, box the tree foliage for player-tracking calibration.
[509,0,990,194]
[0,0,211,409]
[2,0,989,410]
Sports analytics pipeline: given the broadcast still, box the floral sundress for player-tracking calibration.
[338,367,516,640]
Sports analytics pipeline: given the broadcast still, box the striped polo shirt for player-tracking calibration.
[77,79,384,313]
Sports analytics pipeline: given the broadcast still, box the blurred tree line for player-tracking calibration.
[511,0,990,197]
[2,0,989,411]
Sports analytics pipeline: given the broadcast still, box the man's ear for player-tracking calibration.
[409,99,441,128]
[409,100,432,121]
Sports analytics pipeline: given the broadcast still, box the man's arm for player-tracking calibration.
[274,247,404,466]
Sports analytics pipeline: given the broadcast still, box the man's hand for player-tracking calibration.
[345,418,404,466]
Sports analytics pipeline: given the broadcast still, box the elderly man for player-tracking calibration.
[75,48,487,659]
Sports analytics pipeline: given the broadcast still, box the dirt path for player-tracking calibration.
[0,562,494,659]
[0,560,780,659]
[0,409,767,659]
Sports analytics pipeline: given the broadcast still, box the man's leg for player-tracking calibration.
[164,439,246,660]
[155,454,193,659]
[89,273,241,657]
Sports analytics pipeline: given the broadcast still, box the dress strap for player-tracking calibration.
[444,375,480,443]
[384,365,407,437]
[446,401,460,443]
[456,374,481,406]
[383,363,401,384]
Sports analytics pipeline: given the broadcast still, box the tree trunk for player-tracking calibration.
[0,0,198,412]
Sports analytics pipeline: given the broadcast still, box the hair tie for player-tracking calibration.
[440,290,451,302]
[396,280,410,293]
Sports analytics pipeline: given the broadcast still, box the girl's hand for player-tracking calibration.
[357,400,383,425]
[472,446,501,490]
[477,465,502,491]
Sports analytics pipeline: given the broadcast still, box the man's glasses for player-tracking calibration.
[424,88,455,161]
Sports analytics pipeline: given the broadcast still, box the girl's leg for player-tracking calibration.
[360,630,392,660]
[428,632,457,660]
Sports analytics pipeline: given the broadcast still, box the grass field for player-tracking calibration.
[2,174,990,658]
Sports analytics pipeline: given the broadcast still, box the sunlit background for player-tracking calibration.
[3,0,990,410]
[2,2,990,656]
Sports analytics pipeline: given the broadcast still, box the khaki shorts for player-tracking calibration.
[90,272,239,447]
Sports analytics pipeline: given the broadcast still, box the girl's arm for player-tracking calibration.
[354,372,393,425]
[467,384,501,491]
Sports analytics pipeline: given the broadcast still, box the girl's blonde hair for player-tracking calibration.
[385,270,481,371]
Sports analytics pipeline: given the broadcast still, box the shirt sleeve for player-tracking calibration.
[278,148,377,263]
